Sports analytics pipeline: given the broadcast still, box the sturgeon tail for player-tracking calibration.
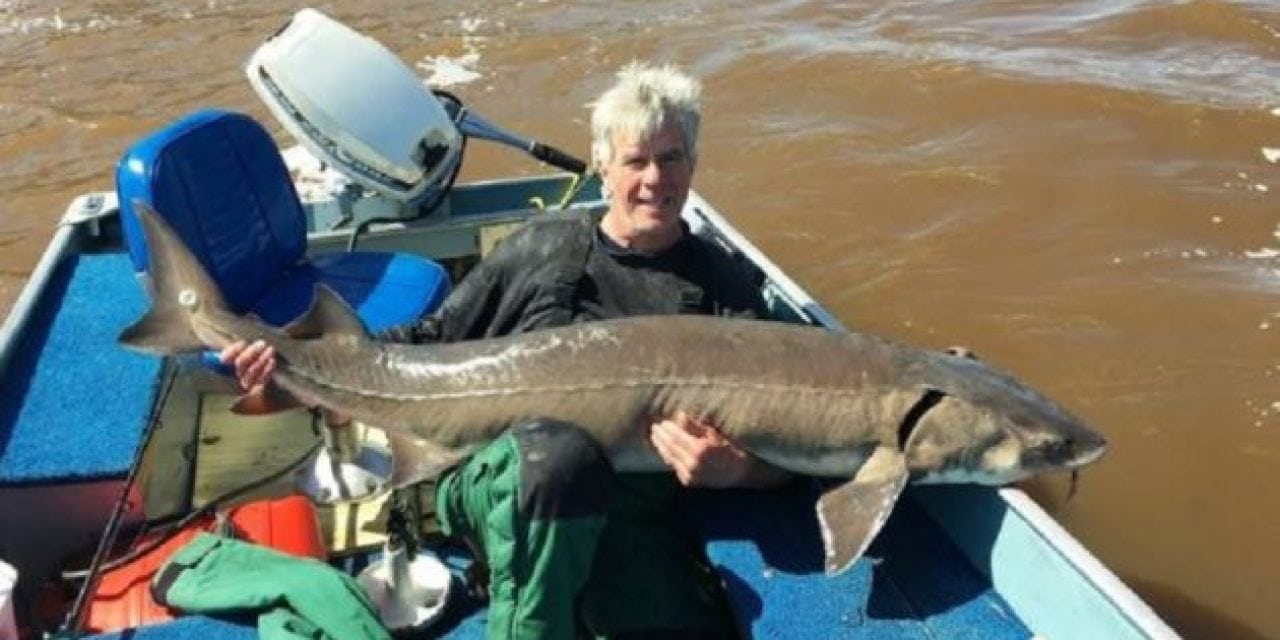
[118,199,231,356]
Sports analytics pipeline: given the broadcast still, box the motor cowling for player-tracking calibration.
[245,8,462,205]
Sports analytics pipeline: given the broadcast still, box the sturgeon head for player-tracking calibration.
[815,343,1105,576]
[898,349,1106,486]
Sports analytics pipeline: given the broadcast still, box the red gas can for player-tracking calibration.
[82,495,325,634]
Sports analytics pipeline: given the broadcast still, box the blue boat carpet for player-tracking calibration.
[82,614,258,640]
[690,482,1031,639]
[0,252,163,484]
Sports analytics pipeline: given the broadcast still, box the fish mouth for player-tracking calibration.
[1067,442,1106,468]
[1018,435,1106,475]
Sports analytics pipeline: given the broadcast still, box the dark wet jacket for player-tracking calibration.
[392,211,768,342]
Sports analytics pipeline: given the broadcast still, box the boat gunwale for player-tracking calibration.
[0,197,96,376]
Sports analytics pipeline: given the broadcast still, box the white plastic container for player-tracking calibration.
[0,559,17,640]
[358,542,452,631]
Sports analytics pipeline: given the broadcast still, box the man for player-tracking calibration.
[223,62,788,638]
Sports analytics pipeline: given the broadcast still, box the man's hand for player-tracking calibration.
[220,340,276,395]
[219,340,351,426]
[648,411,790,488]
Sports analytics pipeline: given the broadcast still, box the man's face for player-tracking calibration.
[600,120,694,252]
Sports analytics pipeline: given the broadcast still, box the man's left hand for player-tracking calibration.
[649,412,789,488]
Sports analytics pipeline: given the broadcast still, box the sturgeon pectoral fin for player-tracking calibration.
[384,429,470,488]
[816,445,909,576]
[230,381,302,415]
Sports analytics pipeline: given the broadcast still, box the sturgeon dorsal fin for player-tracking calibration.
[384,429,472,488]
[283,285,371,340]
[816,445,909,576]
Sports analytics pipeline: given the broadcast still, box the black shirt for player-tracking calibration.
[420,212,768,343]
[577,225,762,321]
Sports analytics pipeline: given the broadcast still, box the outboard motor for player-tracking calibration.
[246,9,464,209]
[246,8,584,221]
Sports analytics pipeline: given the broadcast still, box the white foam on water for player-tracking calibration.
[281,146,352,202]
[416,13,487,89]
[0,8,127,37]
[753,4,1280,110]
[281,146,323,174]
[418,52,482,88]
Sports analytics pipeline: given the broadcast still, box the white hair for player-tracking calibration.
[590,62,702,170]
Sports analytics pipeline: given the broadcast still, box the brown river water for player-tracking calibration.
[2,1,1278,638]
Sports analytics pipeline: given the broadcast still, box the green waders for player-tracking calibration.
[151,533,390,640]
[434,420,736,640]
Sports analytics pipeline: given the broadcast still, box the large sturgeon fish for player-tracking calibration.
[120,200,1105,574]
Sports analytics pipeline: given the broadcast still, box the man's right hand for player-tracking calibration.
[219,340,276,395]
[219,340,354,427]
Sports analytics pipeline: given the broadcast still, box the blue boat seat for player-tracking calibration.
[116,109,450,369]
